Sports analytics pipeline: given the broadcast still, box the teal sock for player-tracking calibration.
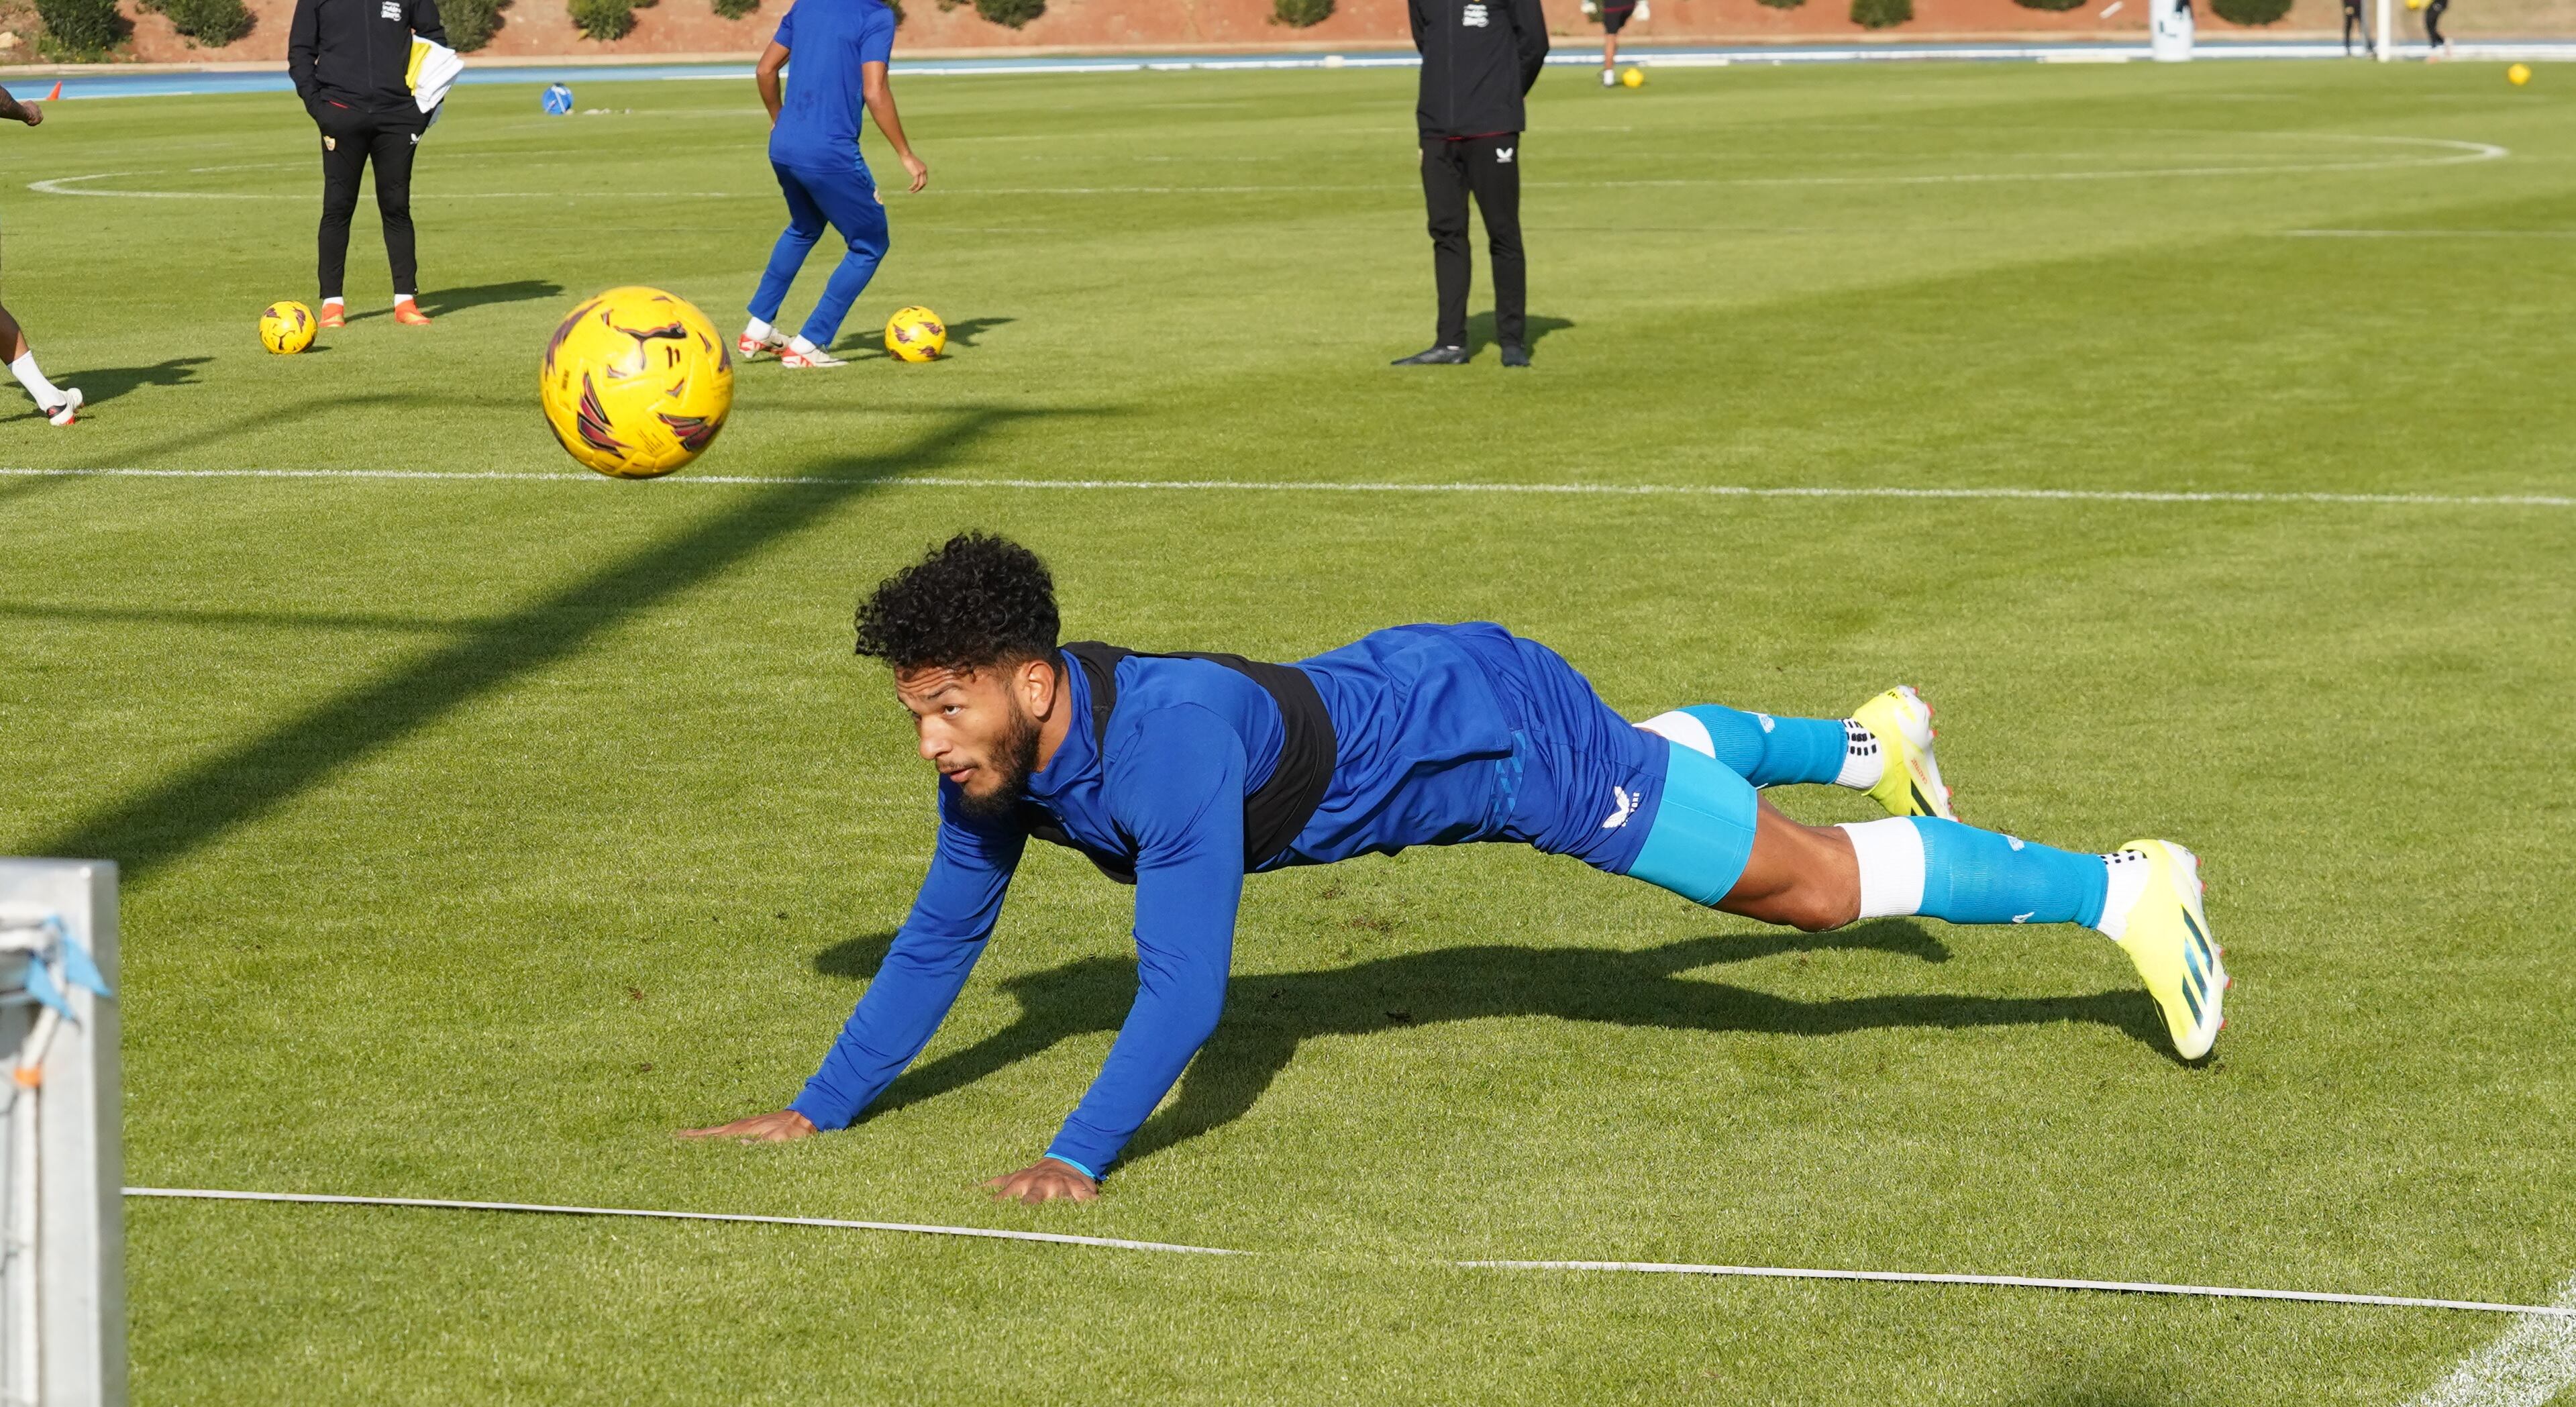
[1669,705,1851,787]
[1912,818,2108,927]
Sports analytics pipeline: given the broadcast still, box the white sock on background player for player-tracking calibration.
[744,317,774,344]
[10,350,64,409]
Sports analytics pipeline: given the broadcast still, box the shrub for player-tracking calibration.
[440,0,509,48]
[711,0,757,16]
[974,0,1040,26]
[1755,0,1804,9]
[569,0,633,39]
[154,0,253,44]
[2210,0,2289,23]
[1272,0,1332,25]
[1849,0,1909,25]
[34,0,123,57]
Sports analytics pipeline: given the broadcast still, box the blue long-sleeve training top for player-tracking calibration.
[789,623,1661,1174]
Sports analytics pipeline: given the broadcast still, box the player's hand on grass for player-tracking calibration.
[984,1158,1097,1204]
[678,1109,816,1143]
[900,151,927,193]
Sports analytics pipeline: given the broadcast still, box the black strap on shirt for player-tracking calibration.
[1016,641,1339,886]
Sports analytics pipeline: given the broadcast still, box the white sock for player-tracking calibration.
[393,293,416,307]
[1833,718,1884,790]
[322,297,346,309]
[743,317,773,342]
[9,352,62,409]
[2092,850,2151,941]
[1839,817,1925,919]
[788,334,819,355]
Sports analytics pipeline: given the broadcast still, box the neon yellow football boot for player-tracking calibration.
[2108,839,2228,1060]
[1851,685,1957,821]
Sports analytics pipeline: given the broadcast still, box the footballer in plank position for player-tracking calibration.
[684,534,2228,1202]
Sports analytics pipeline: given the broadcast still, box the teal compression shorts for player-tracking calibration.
[1622,737,1761,906]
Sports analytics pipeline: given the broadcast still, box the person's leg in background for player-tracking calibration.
[2424,0,2449,55]
[1599,3,1632,84]
[1465,134,1528,366]
[1394,139,1472,364]
[314,104,368,328]
[782,162,890,367]
[0,300,80,425]
[744,162,828,360]
[367,119,427,324]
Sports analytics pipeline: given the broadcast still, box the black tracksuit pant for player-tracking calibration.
[313,100,422,301]
[1422,134,1525,350]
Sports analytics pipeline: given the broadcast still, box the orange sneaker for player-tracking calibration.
[393,301,432,326]
[317,303,346,329]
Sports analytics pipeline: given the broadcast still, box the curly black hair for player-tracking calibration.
[854,532,1060,672]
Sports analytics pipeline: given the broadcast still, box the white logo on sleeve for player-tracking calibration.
[1461,2,1490,23]
[1600,786,1639,830]
[1495,146,1514,164]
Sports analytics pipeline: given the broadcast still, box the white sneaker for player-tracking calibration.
[45,387,81,427]
[778,346,846,368]
[1637,1,1651,17]
[737,329,788,360]
[1601,66,1618,86]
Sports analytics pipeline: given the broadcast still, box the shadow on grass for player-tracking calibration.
[831,315,1015,361]
[1464,312,1574,356]
[346,280,565,321]
[814,921,2168,1165]
[0,357,215,423]
[25,404,1072,882]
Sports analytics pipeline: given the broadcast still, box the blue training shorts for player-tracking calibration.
[1451,626,1761,906]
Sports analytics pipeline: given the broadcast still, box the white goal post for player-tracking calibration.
[0,861,124,1407]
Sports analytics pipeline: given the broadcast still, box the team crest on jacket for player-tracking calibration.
[1462,1,1490,22]
[323,136,337,150]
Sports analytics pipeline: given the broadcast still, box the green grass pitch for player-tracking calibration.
[3,54,2574,1404]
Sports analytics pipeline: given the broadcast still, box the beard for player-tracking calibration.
[951,702,1044,825]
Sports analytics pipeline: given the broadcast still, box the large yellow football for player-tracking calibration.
[259,301,316,355]
[539,286,733,479]
[885,305,947,363]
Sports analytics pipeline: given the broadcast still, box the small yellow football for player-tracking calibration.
[885,305,947,363]
[1620,65,1645,87]
[2508,62,2532,85]
[259,301,317,355]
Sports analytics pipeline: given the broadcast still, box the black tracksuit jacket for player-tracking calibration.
[1410,0,1549,140]
[289,0,448,118]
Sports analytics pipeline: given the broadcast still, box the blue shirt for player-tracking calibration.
[790,623,1665,1174]
[768,0,896,171]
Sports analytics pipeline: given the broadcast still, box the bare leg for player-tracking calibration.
[0,302,28,362]
[1717,798,1861,933]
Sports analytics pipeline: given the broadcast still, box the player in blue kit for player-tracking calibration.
[737,0,927,370]
[684,535,2230,1201]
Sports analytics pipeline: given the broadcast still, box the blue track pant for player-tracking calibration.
[748,159,889,349]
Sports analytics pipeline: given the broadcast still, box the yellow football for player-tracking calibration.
[885,305,947,363]
[259,301,317,355]
[2509,62,2532,85]
[538,286,733,479]
[1620,65,1645,87]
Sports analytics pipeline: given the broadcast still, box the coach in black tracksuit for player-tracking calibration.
[1395,0,1547,368]
[289,0,445,317]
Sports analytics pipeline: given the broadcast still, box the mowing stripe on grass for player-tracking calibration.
[8,468,2570,509]
[126,1188,2576,1319]
[2406,1278,2576,1407]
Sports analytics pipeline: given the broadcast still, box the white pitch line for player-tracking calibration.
[2408,1277,2576,1407]
[4,467,2569,509]
[1467,1259,2576,1320]
[121,1186,1241,1257]
[126,1188,2576,1320]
